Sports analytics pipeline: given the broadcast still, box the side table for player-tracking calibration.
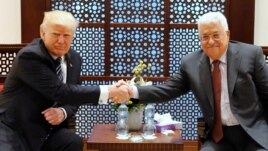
[86,124,184,151]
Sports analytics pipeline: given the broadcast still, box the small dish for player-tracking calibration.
[129,134,144,143]
[142,134,157,140]
[116,134,130,140]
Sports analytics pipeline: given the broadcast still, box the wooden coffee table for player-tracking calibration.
[86,124,187,151]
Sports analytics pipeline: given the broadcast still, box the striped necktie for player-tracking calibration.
[52,57,63,107]
[55,57,63,82]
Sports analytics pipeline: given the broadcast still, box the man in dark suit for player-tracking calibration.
[0,10,129,151]
[124,12,268,150]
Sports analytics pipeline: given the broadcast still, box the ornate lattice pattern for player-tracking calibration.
[51,0,106,23]
[110,27,165,77]
[151,82,202,140]
[72,27,106,76]
[170,0,226,23]
[76,81,116,137]
[169,28,200,73]
[111,0,165,23]
[0,53,16,75]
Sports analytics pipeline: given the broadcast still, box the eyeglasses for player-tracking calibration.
[199,33,221,42]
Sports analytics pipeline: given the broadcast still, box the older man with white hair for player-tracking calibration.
[126,12,268,151]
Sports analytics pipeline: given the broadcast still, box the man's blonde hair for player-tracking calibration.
[40,10,79,32]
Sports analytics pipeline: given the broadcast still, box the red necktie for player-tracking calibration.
[212,60,223,143]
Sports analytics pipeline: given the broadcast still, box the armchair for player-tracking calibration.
[197,116,206,150]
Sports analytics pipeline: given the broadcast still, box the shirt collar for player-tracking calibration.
[209,49,227,65]
[50,53,64,62]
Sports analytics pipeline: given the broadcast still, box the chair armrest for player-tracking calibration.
[197,116,206,150]
[67,116,76,133]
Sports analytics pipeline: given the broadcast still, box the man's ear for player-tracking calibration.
[40,28,45,39]
[226,30,230,37]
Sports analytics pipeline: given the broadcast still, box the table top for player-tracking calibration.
[87,124,183,144]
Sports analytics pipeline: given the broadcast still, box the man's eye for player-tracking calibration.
[213,34,220,39]
[52,33,60,37]
[202,36,209,40]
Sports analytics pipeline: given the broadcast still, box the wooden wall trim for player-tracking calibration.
[0,44,27,53]
[0,76,169,84]
[104,0,111,76]
[227,0,255,43]
[80,76,169,81]
[262,47,268,56]
[21,0,47,43]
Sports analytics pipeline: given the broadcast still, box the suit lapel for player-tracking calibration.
[38,39,57,69]
[65,53,74,83]
[199,53,214,109]
[226,43,241,97]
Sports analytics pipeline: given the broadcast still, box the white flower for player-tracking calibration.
[130,77,152,86]
[113,60,152,112]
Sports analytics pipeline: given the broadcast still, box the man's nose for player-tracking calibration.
[57,35,65,43]
[207,37,215,44]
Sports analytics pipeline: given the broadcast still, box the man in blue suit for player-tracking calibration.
[0,10,129,151]
[126,12,268,150]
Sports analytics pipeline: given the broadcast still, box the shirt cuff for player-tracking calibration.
[132,85,139,99]
[99,85,109,104]
[58,107,67,121]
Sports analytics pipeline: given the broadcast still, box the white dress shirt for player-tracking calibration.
[210,52,239,126]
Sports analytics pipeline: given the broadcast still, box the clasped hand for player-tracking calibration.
[108,80,133,103]
[42,107,65,125]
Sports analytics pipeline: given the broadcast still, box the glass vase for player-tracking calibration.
[126,108,144,131]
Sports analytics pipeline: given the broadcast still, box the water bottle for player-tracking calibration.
[144,103,155,123]
[116,103,129,138]
[117,103,128,121]
[142,119,156,138]
[143,104,156,138]
[115,119,129,138]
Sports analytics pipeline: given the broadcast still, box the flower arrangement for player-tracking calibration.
[113,60,152,112]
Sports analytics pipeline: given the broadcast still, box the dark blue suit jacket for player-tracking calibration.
[0,39,100,151]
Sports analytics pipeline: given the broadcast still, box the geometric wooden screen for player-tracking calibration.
[109,27,165,77]
[169,28,200,72]
[0,44,26,77]
[73,27,106,76]
[51,0,227,77]
[170,0,226,23]
[0,52,16,75]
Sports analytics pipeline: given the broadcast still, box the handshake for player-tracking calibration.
[108,80,133,103]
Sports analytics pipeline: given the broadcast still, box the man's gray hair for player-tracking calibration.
[197,12,229,31]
